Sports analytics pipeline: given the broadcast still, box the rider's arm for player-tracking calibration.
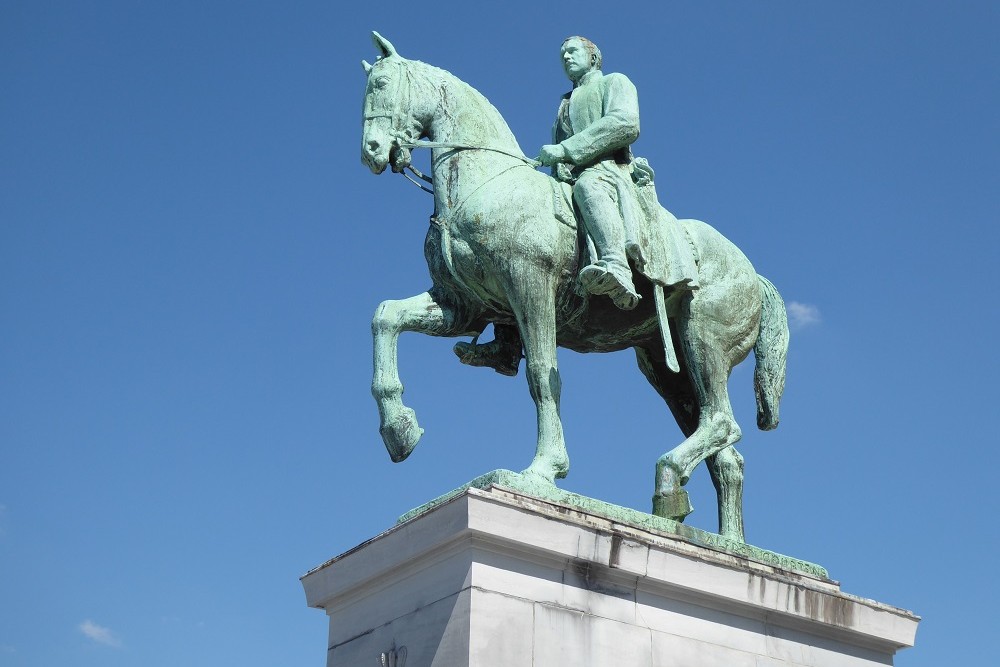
[559,73,639,166]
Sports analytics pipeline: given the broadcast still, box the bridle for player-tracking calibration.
[363,59,541,195]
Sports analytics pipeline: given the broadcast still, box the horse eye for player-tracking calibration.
[374,77,390,89]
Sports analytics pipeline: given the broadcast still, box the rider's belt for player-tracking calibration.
[573,148,631,172]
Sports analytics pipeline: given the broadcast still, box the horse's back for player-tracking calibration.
[679,218,758,290]
[679,218,762,357]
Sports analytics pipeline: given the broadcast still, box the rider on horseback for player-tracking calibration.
[542,35,641,311]
[455,36,694,375]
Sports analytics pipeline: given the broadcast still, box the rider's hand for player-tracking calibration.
[554,163,576,183]
[538,144,567,166]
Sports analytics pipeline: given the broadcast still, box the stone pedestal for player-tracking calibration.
[301,485,918,666]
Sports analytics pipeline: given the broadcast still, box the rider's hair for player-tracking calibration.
[562,36,602,71]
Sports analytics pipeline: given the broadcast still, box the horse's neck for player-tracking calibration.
[424,72,519,150]
[421,69,524,211]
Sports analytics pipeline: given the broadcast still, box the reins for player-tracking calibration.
[401,165,434,193]
[401,140,541,167]
[396,141,542,195]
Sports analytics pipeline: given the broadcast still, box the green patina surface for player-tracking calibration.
[399,469,828,580]
[364,32,792,547]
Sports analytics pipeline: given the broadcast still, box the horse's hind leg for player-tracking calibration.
[635,345,697,439]
[372,291,478,462]
[652,314,746,541]
[707,446,745,541]
[635,354,745,539]
[635,345,697,522]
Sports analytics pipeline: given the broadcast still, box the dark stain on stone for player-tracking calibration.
[609,533,623,568]
[568,559,632,601]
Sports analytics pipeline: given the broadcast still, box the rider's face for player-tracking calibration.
[561,39,594,82]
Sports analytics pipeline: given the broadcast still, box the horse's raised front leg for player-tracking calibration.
[372,291,475,462]
[509,275,568,484]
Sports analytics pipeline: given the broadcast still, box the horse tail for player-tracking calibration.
[753,275,789,431]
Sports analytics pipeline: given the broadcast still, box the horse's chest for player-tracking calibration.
[424,222,502,306]
[444,234,479,273]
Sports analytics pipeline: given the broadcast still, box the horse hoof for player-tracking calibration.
[380,407,423,462]
[652,489,693,521]
[720,529,746,544]
[520,459,568,486]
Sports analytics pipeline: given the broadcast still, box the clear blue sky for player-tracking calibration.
[2,2,997,665]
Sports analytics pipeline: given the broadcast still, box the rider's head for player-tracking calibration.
[561,36,602,83]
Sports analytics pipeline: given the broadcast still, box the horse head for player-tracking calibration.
[360,32,431,175]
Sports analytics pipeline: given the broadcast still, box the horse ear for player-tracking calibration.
[371,31,398,59]
[362,59,373,75]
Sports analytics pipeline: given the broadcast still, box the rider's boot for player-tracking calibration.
[579,259,640,310]
[453,325,522,377]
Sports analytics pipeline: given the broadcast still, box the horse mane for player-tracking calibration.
[405,59,522,152]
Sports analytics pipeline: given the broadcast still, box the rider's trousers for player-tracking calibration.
[572,167,629,272]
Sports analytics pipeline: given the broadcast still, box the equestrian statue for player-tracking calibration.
[361,32,788,543]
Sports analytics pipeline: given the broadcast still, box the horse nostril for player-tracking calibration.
[367,140,380,154]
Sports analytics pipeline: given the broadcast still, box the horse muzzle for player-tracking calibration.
[362,137,391,174]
